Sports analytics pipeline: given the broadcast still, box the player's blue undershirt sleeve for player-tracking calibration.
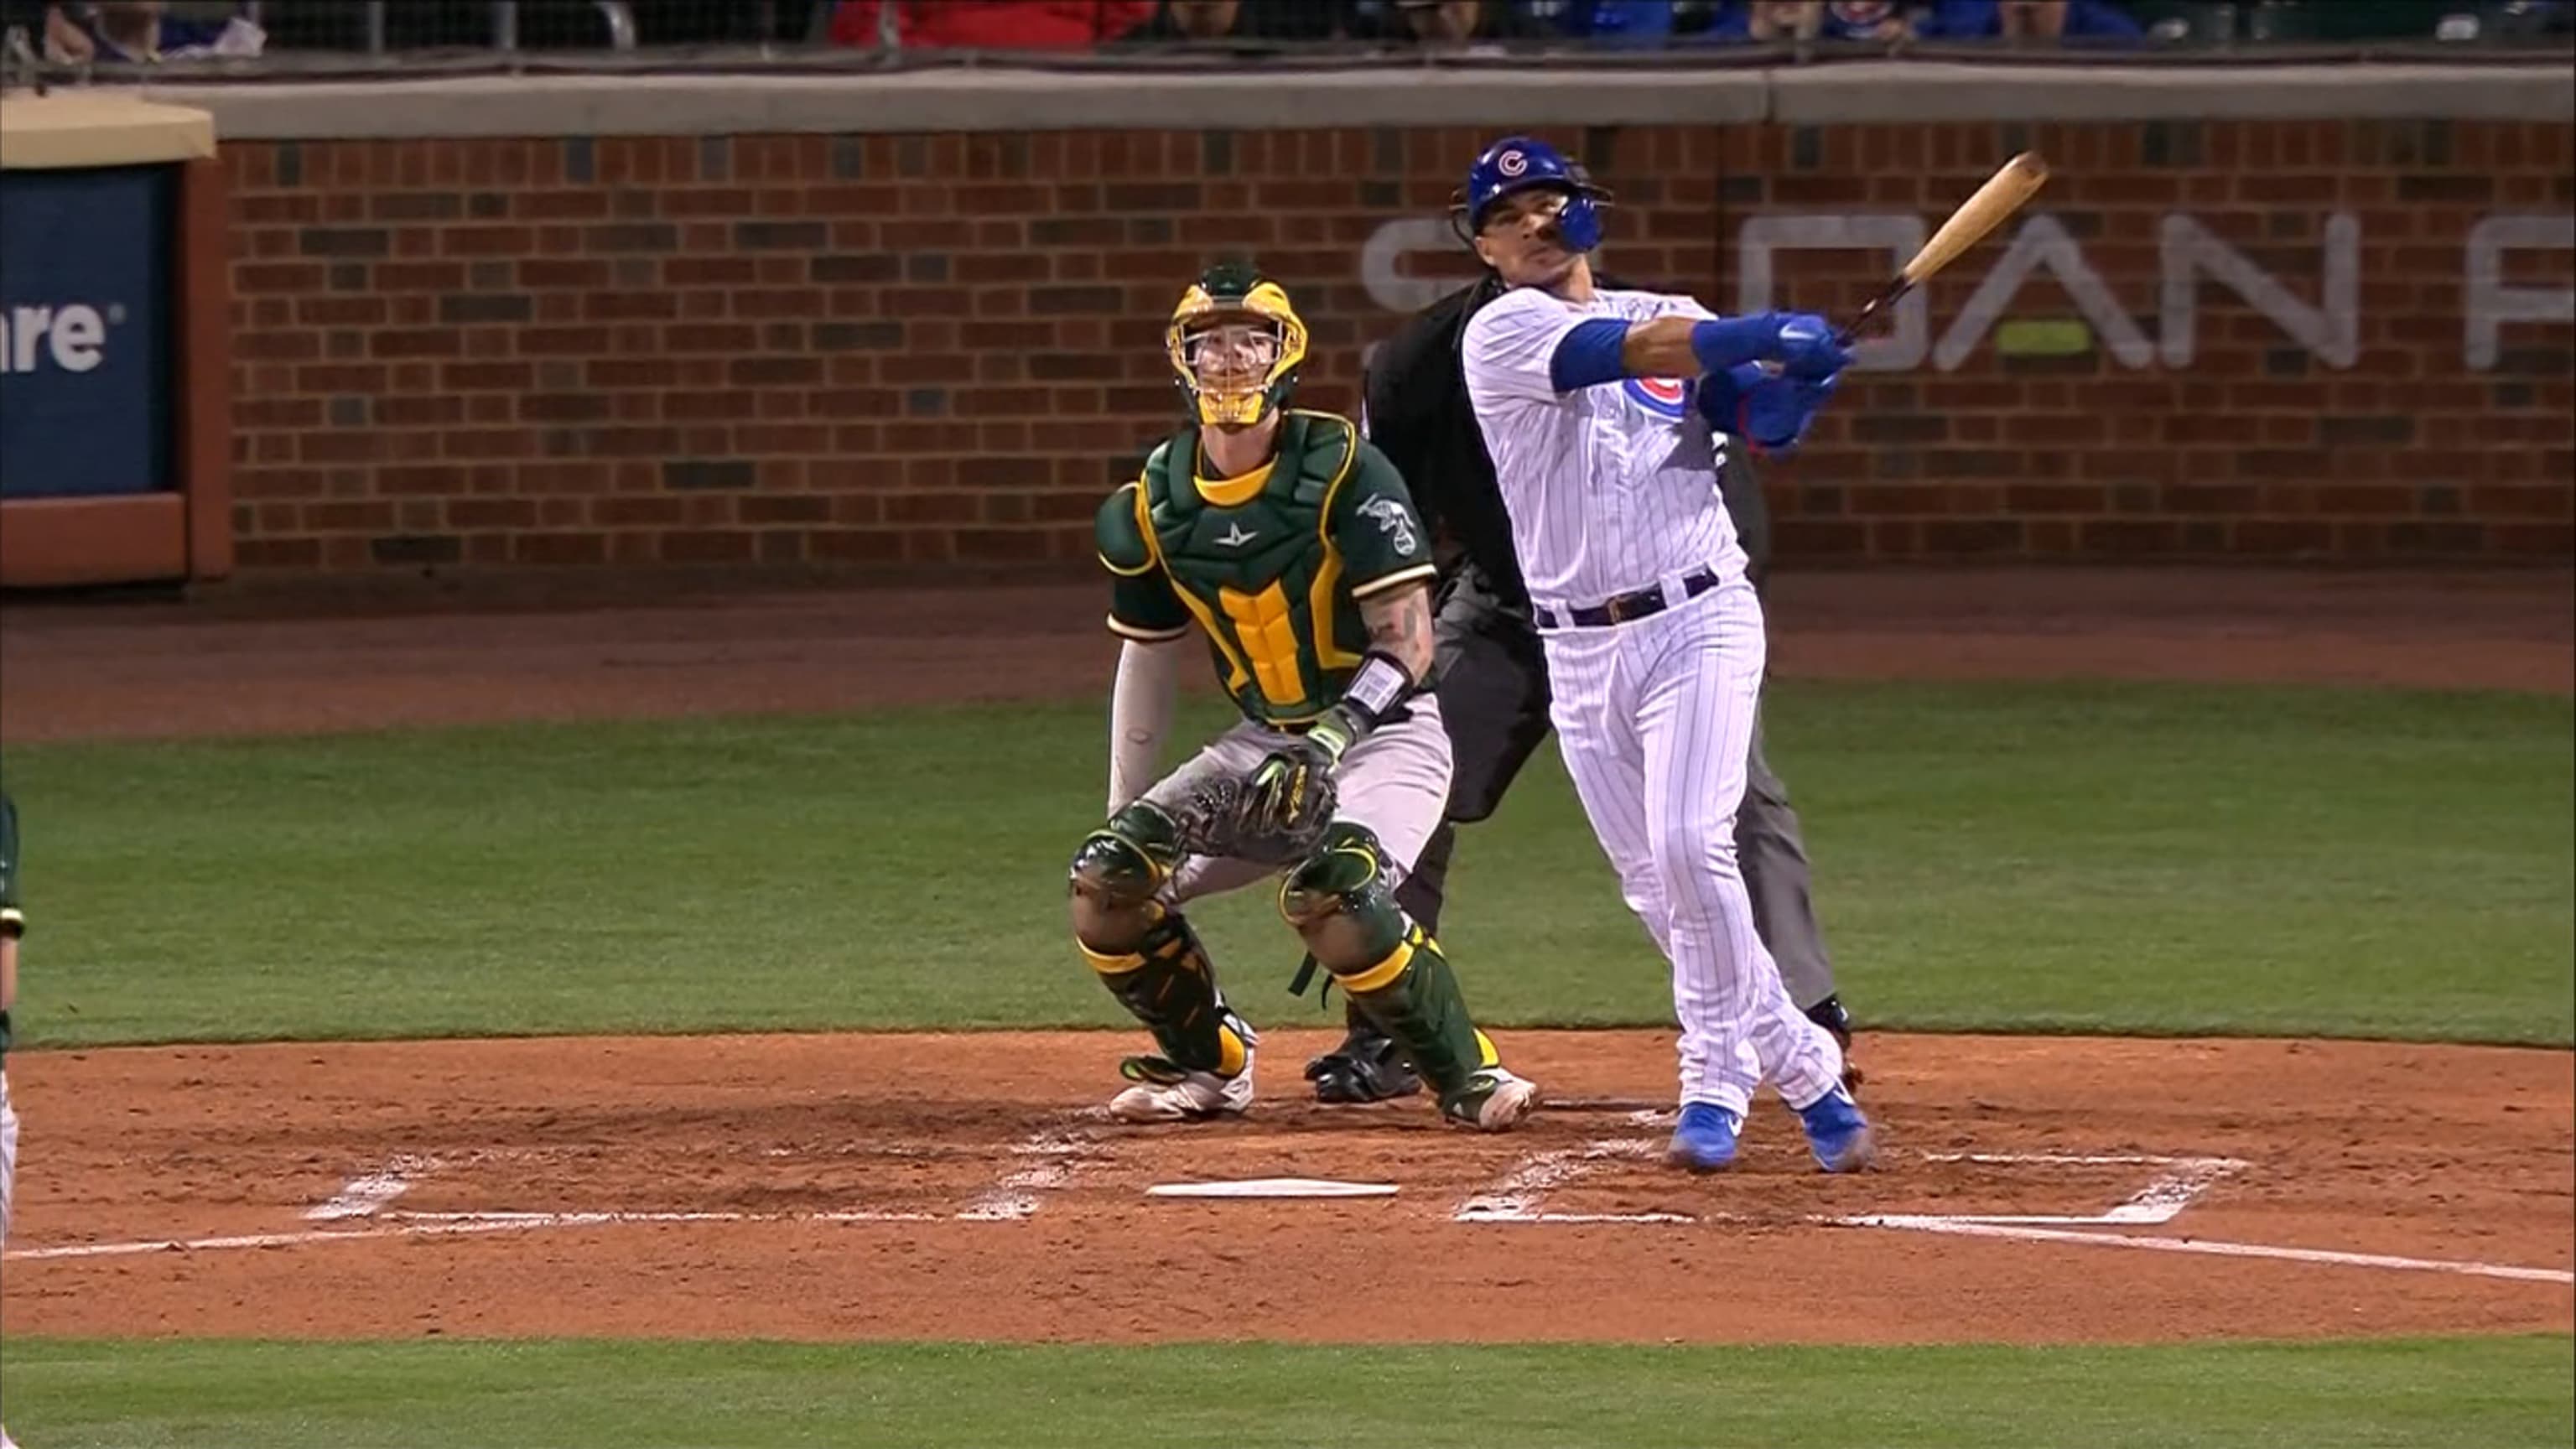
[1547,319,1631,392]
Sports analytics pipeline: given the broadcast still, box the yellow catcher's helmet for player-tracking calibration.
[1166,262,1309,428]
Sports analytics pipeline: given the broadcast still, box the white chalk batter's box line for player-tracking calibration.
[1455,1145,2249,1226]
[12,1132,2571,1288]
[1451,1140,2573,1285]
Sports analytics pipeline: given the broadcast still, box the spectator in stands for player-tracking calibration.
[1815,0,1918,38]
[1114,0,1349,43]
[1545,0,1676,43]
[1742,0,1825,36]
[2241,0,2568,40]
[2502,0,2575,34]
[298,0,657,49]
[828,0,1155,49]
[1359,0,1552,43]
[1701,1,1920,40]
[1700,0,1831,38]
[1915,0,2145,39]
[39,0,262,60]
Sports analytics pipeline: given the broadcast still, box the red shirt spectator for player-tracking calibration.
[829,0,1156,49]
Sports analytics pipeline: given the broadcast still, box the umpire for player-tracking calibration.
[1301,262,1860,1103]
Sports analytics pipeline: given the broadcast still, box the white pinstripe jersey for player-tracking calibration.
[1461,284,1748,610]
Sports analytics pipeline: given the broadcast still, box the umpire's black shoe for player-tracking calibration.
[1305,1025,1424,1104]
[1805,993,1864,1092]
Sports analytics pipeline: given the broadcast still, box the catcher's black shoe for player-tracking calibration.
[1304,1020,1424,1104]
[1805,992,1863,1092]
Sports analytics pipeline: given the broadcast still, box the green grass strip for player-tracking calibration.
[6,1335,2569,1449]
[3,680,2565,1048]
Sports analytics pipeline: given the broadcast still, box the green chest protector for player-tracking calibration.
[1137,414,1376,724]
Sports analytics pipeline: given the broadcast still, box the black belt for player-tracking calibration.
[1534,569,1722,631]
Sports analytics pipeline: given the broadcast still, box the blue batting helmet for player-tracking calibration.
[1453,134,1611,252]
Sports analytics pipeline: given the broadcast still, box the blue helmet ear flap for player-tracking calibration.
[1551,153,1611,252]
[1553,189,1604,253]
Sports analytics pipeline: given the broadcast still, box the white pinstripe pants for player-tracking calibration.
[1540,577,1845,1118]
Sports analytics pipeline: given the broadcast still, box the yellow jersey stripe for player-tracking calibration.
[1306,415,1365,668]
[1348,563,1438,600]
[1106,614,1190,643]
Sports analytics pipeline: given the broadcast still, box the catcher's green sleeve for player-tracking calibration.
[1095,478,1192,642]
[1331,441,1439,602]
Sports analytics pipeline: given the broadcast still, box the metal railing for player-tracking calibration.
[1,0,2567,89]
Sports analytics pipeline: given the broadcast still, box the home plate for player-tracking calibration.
[1146,1178,1399,1200]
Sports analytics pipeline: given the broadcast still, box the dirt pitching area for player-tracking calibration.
[1,567,2570,1345]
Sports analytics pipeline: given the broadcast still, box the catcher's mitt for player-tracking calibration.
[1168,756,1338,866]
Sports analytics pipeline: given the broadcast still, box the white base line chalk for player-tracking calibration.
[1454,1139,1659,1222]
[1898,1154,2250,1228]
[6,1207,947,1261]
[304,1155,440,1221]
[1465,1211,1701,1225]
[958,1114,1104,1222]
[1840,1214,2576,1285]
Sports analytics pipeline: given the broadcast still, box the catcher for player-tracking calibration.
[1067,262,1540,1133]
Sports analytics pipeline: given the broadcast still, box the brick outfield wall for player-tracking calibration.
[221,121,2576,575]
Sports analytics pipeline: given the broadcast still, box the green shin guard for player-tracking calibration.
[1085,909,1247,1078]
[1340,925,1490,1098]
[1280,823,1490,1098]
[1070,804,1248,1078]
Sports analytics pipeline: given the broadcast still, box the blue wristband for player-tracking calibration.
[1690,315,1777,374]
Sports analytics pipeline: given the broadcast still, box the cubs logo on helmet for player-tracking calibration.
[1454,134,1611,253]
[1622,376,1690,421]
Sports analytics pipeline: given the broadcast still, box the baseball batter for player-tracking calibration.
[1067,263,1539,1133]
[1456,137,1874,1172]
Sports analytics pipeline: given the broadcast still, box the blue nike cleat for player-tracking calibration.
[1795,1084,1877,1173]
[1665,1102,1741,1174]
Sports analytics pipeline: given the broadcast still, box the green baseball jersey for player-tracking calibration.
[1095,411,1437,727]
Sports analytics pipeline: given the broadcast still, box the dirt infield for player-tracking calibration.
[5,1031,2570,1344]
[1,567,2570,1346]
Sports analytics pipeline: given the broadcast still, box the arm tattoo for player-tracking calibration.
[1359,583,1436,680]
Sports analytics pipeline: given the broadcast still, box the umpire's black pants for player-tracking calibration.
[1389,564,1841,1013]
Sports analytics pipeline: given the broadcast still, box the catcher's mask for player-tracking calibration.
[1166,262,1308,429]
[1449,133,1613,253]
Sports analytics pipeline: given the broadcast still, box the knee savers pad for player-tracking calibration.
[1073,802,1187,896]
[1278,822,1408,971]
[1070,802,1187,952]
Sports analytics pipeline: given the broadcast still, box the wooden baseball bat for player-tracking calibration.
[1835,152,2050,346]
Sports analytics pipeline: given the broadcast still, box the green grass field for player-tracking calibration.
[10,1336,2572,1449]
[3,678,2570,1447]
[6,680,2569,1048]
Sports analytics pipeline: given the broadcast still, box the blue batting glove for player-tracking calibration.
[1691,361,1763,432]
[1773,314,1852,381]
[1742,371,1840,450]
